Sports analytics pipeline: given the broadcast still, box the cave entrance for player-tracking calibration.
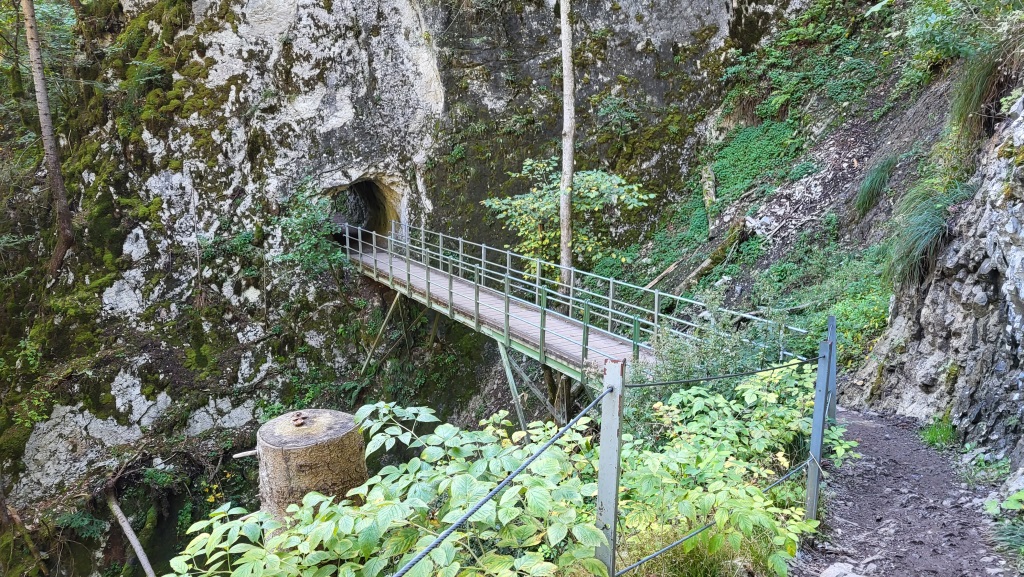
[329,179,398,239]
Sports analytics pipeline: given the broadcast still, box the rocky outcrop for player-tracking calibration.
[846,97,1024,465]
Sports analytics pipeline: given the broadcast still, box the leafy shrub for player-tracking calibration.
[482,157,653,267]
[920,415,956,449]
[274,185,348,279]
[855,155,897,218]
[591,94,641,136]
[168,369,855,577]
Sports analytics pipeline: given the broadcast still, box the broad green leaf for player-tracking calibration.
[570,524,606,548]
[546,523,568,547]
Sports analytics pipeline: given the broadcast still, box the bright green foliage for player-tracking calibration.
[56,509,107,541]
[987,489,1024,572]
[482,157,652,267]
[748,219,891,366]
[855,155,897,218]
[168,405,608,577]
[710,122,802,207]
[274,186,348,279]
[920,415,956,449]
[168,368,855,577]
[616,367,855,574]
[722,0,883,120]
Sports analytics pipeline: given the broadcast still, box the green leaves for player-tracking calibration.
[168,380,846,577]
[481,158,650,267]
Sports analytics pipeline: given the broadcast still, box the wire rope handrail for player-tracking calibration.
[389,387,614,577]
[614,459,812,576]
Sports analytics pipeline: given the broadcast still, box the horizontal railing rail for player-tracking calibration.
[344,221,807,375]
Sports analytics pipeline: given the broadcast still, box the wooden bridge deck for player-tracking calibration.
[351,250,650,378]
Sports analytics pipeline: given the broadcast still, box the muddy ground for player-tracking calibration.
[792,409,1014,577]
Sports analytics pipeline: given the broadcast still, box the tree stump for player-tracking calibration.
[257,409,368,521]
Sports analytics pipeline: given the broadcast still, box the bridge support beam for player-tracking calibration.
[498,342,530,438]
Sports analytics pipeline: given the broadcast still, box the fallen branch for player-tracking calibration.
[105,487,156,577]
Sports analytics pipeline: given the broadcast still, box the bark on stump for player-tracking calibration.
[257,409,367,521]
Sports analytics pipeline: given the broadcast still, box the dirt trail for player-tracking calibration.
[792,408,1013,577]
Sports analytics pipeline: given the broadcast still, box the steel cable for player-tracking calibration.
[389,386,614,577]
[624,357,822,389]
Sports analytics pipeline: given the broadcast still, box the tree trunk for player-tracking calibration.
[21,0,74,277]
[558,0,575,288]
[106,488,157,577]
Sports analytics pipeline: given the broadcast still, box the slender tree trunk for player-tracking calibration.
[21,0,74,277]
[558,0,575,288]
[106,488,157,577]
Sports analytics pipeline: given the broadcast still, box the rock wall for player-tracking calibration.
[846,97,1024,466]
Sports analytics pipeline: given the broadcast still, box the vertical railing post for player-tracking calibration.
[448,259,454,318]
[482,244,488,289]
[535,258,542,305]
[631,316,640,361]
[805,340,830,522]
[458,238,464,278]
[595,359,625,577]
[425,240,431,306]
[608,281,615,332]
[827,315,838,421]
[404,229,411,295]
[474,265,481,332]
[539,289,547,366]
[654,290,661,338]
[371,231,379,281]
[503,275,511,346]
[388,231,394,284]
[582,301,591,377]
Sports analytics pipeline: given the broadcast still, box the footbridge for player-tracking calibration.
[343,221,806,386]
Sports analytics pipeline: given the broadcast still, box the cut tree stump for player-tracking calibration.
[257,409,368,521]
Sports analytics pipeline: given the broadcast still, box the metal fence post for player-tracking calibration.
[504,276,511,346]
[631,316,640,361]
[608,281,615,332]
[827,315,838,421]
[371,231,379,281]
[582,301,591,371]
[596,359,625,577]
[805,340,829,522]
[474,265,481,331]
[539,289,547,365]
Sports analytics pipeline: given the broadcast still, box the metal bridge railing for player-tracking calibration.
[345,221,808,372]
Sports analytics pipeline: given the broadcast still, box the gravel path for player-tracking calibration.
[791,408,1013,577]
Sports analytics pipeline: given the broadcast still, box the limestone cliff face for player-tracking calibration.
[847,97,1024,465]
[5,0,797,512]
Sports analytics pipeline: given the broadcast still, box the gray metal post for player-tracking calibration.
[654,290,661,334]
[425,247,431,305]
[582,301,591,370]
[459,238,464,278]
[405,232,411,296]
[539,289,547,365]
[474,265,481,331]
[504,276,511,346]
[535,258,542,305]
[372,231,379,281]
[448,263,454,318]
[482,244,488,289]
[827,315,838,421]
[805,340,829,522]
[595,359,625,576]
[608,281,614,331]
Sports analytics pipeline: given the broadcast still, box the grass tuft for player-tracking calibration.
[994,521,1024,573]
[920,415,956,449]
[884,179,977,285]
[855,155,898,218]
